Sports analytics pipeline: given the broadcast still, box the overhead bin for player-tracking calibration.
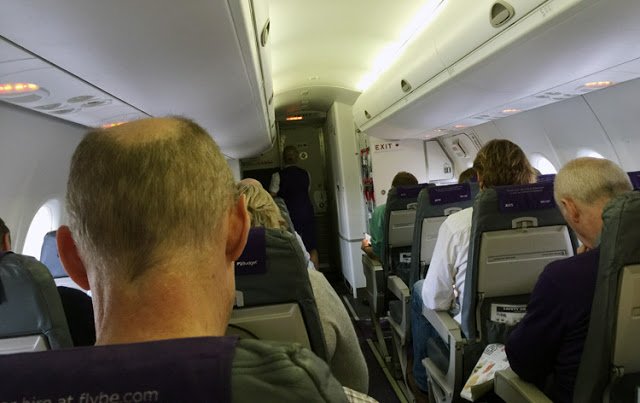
[353,0,631,139]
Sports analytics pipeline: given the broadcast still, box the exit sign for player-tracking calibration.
[372,142,401,153]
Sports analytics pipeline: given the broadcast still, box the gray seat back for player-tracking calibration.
[273,196,295,232]
[382,184,428,284]
[462,183,577,342]
[574,192,640,403]
[232,227,328,361]
[0,336,237,402]
[409,182,478,286]
[0,252,73,353]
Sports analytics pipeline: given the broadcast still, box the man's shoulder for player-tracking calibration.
[442,206,473,234]
[232,339,348,403]
[543,248,600,281]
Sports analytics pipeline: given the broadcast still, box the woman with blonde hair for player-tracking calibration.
[237,178,369,393]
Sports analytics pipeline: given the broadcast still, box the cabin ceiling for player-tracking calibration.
[269,0,427,117]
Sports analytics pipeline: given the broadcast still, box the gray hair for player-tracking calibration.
[554,157,632,206]
[66,117,235,280]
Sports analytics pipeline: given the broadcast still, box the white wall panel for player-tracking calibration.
[0,103,85,251]
[534,96,620,165]
[583,78,640,171]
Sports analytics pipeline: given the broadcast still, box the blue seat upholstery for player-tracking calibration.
[231,227,328,361]
[0,336,237,402]
[40,230,68,279]
[627,171,640,190]
[0,252,73,353]
[423,182,577,403]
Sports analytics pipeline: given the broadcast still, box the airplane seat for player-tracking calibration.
[387,182,478,384]
[0,251,73,354]
[273,196,295,232]
[230,226,328,362]
[572,191,640,403]
[409,182,478,287]
[423,182,577,403]
[627,171,640,190]
[40,230,82,290]
[0,336,237,402]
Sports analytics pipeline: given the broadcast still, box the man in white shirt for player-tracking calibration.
[408,139,536,394]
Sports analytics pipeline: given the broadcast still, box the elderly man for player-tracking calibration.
[506,157,633,403]
[56,117,351,402]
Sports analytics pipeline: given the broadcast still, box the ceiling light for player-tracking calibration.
[583,81,614,89]
[102,122,127,129]
[286,116,303,121]
[502,108,521,114]
[0,82,39,95]
[454,124,466,129]
[356,0,446,91]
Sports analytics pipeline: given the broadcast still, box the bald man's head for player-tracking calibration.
[239,178,263,188]
[66,117,235,280]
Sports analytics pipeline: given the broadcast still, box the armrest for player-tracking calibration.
[423,307,462,345]
[494,368,552,403]
[361,253,382,268]
[387,275,410,301]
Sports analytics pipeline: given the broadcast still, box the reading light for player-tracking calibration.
[502,108,521,114]
[0,82,39,95]
[454,124,466,129]
[102,122,127,129]
[286,116,303,121]
[584,81,614,89]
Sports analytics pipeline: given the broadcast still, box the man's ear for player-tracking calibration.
[1,232,11,252]
[225,195,250,262]
[56,226,90,290]
[560,198,580,224]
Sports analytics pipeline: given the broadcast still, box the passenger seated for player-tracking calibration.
[457,167,476,184]
[0,217,95,346]
[361,171,418,260]
[409,139,536,394]
[54,117,351,402]
[506,157,633,403]
[237,179,369,393]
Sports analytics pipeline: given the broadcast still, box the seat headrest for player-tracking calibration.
[40,230,68,279]
[0,336,237,402]
[428,183,472,205]
[495,182,555,212]
[235,227,267,276]
[536,174,556,183]
[627,171,640,190]
[393,183,430,200]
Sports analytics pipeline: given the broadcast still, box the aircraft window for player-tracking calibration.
[529,153,557,175]
[22,199,60,259]
[576,149,605,159]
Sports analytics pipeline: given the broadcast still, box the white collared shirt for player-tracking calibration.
[421,207,473,324]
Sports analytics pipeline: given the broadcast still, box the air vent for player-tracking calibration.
[364,110,372,119]
[35,103,63,111]
[50,108,78,115]
[400,79,412,93]
[68,95,95,103]
[491,1,515,28]
[260,19,270,47]
[82,99,112,108]
[4,93,44,104]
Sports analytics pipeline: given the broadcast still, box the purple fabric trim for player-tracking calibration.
[428,183,471,205]
[628,171,640,190]
[235,227,267,276]
[536,174,556,183]
[496,183,556,212]
[395,184,429,199]
[0,336,238,402]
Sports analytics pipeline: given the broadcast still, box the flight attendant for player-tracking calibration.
[270,145,319,268]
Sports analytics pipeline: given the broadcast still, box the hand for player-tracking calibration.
[361,238,371,251]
